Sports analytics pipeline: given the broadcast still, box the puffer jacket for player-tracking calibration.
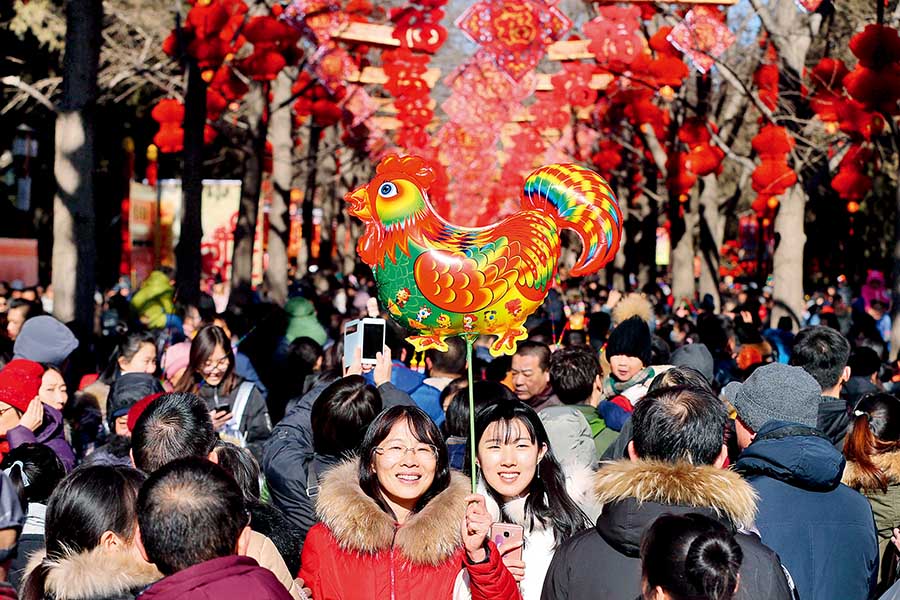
[7,405,75,472]
[735,421,878,600]
[299,460,521,600]
[541,459,794,600]
[23,546,161,600]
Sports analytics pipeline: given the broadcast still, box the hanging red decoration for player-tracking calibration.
[390,3,448,54]
[751,158,797,196]
[456,0,572,81]
[550,62,596,107]
[151,99,185,154]
[584,5,644,68]
[667,7,735,74]
[281,0,347,43]
[666,152,697,200]
[831,144,873,201]
[751,124,795,158]
[591,139,624,181]
[844,24,900,114]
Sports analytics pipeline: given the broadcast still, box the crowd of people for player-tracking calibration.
[0,268,894,599]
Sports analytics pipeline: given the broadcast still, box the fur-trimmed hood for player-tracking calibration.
[843,450,900,491]
[594,459,758,528]
[24,546,161,599]
[315,459,468,566]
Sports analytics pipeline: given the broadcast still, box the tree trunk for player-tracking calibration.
[231,82,268,293]
[697,175,723,310]
[300,124,323,272]
[266,70,294,306]
[771,185,807,328]
[51,0,102,328]
[671,196,697,305]
[175,60,206,307]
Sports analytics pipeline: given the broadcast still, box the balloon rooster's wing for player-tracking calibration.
[414,241,517,314]
[413,213,556,313]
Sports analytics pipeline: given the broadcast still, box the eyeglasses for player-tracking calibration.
[373,444,438,464]
[0,406,16,418]
[202,356,229,372]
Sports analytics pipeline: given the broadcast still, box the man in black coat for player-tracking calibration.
[541,381,794,600]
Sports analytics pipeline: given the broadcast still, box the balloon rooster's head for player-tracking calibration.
[346,155,436,230]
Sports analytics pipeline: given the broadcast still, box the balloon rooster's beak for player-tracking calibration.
[346,187,371,220]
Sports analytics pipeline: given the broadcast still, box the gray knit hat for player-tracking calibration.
[722,363,820,431]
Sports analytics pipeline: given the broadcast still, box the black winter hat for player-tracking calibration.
[106,373,164,432]
[606,316,652,366]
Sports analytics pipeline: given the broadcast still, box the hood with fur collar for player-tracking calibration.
[315,459,468,566]
[24,546,161,599]
[594,459,758,529]
[843,450,900,491]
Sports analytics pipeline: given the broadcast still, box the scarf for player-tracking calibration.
[602,366,656,399]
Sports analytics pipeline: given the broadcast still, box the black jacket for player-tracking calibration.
[818,395,852,450]
[541,459,794,600]
[262,380,414,551]
[196,377,271,460]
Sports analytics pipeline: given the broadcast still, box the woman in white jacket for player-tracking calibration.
[471,401,601,600]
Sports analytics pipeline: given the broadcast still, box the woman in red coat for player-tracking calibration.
[299,405,521,600]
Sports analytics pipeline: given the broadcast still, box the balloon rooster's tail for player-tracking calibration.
[521,164,623,277]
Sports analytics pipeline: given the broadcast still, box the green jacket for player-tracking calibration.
[572,404,620,457]
[842,451,900,566]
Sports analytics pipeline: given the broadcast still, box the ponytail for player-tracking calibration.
[685,530,743,600]
[641,513,743,600]
[843,393,900,493]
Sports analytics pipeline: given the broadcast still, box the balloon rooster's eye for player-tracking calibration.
[379,182,399,198]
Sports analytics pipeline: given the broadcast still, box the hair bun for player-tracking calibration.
[686,532,743,600]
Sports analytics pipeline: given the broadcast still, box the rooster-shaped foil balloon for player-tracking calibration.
[346,155,623,356]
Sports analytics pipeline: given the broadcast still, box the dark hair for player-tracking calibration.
[648,367,715,395]
[632,386,727,465]
[849,346,882,379]
[131,392,218,473]
[100,330,157,383]
[174,325,238,395]
[790,326,851,390]
[469,401,590,545]
[514,341,551,372]
[214,441,261,502]
[286,336,324,392]
[312,376,382,457]
[0,444,65,506]
[21,466,146,600]
[641,513,743,600]
[137,457,249,576]
[843,392,900,492]
[549,347,599,405]
[426,337,467,376]
[443,381,495,439]
[358,406,451,520]
[8,299,42,320]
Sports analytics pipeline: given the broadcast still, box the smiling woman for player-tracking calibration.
[471,401,598,600]
[298,405,522,600]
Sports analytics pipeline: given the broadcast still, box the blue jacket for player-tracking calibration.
[735,421,878,600]
[365,361,444,426]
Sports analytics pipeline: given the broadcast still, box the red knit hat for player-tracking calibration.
[126,392,165,433]
[0,359,44,413]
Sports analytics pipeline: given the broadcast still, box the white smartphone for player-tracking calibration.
[343,318,386,369]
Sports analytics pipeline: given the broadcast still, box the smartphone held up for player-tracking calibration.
[343,318,386,370]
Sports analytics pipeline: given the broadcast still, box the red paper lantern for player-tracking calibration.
[751,125,794,158]
[584,5,644,67]
[752,158,797,196]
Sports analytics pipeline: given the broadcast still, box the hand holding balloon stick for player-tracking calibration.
[345,154,624,490]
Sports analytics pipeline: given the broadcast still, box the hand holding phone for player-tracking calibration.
[344,318,386,370]
[490,523,524,562]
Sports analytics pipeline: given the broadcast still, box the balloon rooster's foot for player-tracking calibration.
[408,335,450,354]
[489,326,529,357]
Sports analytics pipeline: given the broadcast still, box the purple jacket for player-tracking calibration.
[7,405,76,472]
[138,556,292,600]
